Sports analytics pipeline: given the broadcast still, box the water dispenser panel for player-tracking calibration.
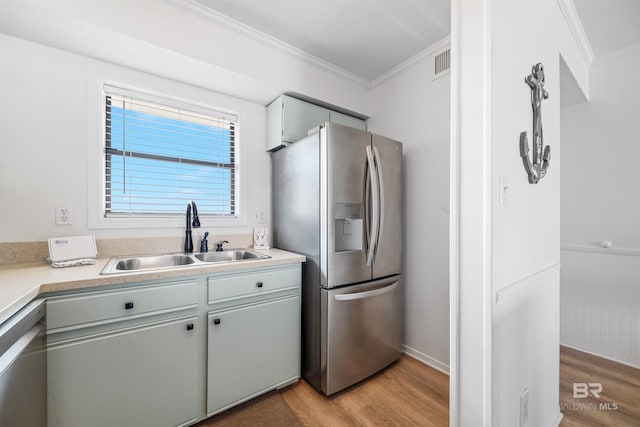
[334,203,363,252]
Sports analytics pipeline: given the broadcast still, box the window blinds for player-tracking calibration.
[103,85,237,217]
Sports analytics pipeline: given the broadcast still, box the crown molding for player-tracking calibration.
[161,0,371,88]
[593,40,640,65]
[556,0,595,66]
[371,35,451,88]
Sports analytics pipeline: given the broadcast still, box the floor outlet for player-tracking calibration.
[520,387,529,426]
[55,206,73,225]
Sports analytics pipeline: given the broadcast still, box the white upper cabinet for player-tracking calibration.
[266,95,366,151]
[329,110,367,131]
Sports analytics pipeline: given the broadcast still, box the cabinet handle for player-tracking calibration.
[213,318,221,325]
[257,281,264,288]
[186,323,194,331]
[124,302,134,310]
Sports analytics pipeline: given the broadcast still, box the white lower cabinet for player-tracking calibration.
[207,296,300,415]
[47,316,199,427]
[45,263,301,426]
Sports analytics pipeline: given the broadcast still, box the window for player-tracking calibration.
[103,85,237,217]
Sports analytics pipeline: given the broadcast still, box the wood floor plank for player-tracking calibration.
[559,345,640,427]
[281,356,449,426]
[201,345,640,426]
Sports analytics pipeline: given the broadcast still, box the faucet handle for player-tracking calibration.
[200,232,209,253]
[216,240,229,252]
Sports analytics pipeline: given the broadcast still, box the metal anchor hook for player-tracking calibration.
[520,63,550,184]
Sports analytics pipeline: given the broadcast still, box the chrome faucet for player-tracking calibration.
[184,201,201,253]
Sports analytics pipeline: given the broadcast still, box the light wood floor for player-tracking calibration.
[203,346,640,426]
[281,356,449,426]
[559,345,640,427]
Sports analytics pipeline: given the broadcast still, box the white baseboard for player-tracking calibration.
[561,343,640,370]
[554,410,564,427]
[402,344,450,375]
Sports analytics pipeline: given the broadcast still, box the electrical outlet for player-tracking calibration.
[520,388,529,427]
[55,206,73,225]
[255,211,265,223]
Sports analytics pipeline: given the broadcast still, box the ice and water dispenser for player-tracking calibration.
[334,203,363,252]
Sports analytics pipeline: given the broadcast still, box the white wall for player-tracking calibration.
[0,0,371,243]
[368,44,451,373]
[453,0,589,425]
[0,35,270,242]
[561,47,640,249]
[490,0,590,424]
[560,46,640,368]
[0,0,370,113]
[0,0,453,371]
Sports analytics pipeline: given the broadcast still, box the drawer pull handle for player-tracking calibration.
[257,282,264,288]
[186,323,194,331]
[213,318,221,325]
[124,302,134,310]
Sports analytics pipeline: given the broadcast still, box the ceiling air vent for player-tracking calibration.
[433,48,450,80]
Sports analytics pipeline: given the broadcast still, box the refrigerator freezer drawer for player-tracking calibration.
[321,276,402,395]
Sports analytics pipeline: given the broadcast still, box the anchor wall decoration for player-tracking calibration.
[520,62,550,184]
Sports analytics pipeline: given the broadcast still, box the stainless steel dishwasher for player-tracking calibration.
[0,299,46,426]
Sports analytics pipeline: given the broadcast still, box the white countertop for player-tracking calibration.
[0,248,305,325]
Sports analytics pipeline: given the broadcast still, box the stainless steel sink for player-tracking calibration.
[195,250,269,263]
[100,249,270,275]
[114,254,195,271]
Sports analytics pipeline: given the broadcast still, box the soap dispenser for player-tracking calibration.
[200,232,209,253]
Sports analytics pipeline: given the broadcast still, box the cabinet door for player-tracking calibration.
[282,96,330,143]
[207,296,300,415]
[48,317,199,427]
[329,110,366,130]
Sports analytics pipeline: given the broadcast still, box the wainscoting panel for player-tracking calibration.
[493,265,561,427]
[560,248,640,369]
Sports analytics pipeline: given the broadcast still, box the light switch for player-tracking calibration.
[499,175,509,206]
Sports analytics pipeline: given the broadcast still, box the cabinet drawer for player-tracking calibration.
[208,266,300,303]
[47,280,199,331]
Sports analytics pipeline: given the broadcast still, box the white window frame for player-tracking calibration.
[88,70,248,230]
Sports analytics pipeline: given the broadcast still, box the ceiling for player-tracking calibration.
[193,0,450,81]
[573,0,640,58]
[190,0,640,82]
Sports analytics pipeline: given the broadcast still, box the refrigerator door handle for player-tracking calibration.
[365,146,379,266]
[364,157,371,254]
[334,281,399,301]
[372,146,385,263]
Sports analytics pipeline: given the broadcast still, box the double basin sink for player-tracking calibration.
[101,249,270,275]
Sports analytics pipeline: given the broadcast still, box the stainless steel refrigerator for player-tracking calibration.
[272,122,402,395]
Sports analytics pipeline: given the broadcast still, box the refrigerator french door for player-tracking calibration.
[272,122,402,395]
[323,123,402,286]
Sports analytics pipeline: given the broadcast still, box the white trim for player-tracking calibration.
[161,0,371,88]
[371,36,451,87]
[556,0,595,66]
[554,411,564,427]
[560,244,640,257]
[593,40,640,65]
[450,0,493,425]
[449,3,461,425]
[560,343,640,370]
[495,263,561,303]
[402,345,450,375]
[87,69,250,230]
